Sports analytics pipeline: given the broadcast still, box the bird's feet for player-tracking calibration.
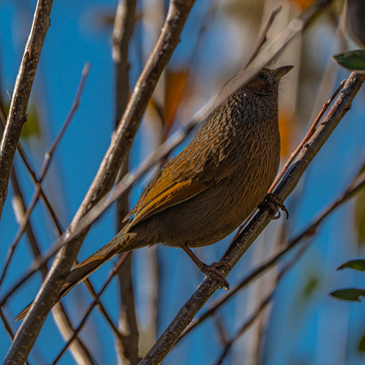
[178,242,230,289]
[259,193,289,220]
[199,262,230,290]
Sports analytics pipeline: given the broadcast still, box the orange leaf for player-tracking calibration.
[278,109,296,157]
[290,0,314,10]
[163,70,189,138]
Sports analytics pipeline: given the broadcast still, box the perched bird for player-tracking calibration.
[16,66,293,321]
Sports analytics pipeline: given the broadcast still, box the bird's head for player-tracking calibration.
[245,66,294,95]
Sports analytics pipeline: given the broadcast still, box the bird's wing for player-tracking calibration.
[124,142,238,228]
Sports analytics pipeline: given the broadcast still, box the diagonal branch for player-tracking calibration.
[9,166,95,365]
[180,162,365,339]
[214,241,311,365]
[0,67,122,353]
[138,72,365,364]
[4,1,196,364]
[112,0,139,363]
[0,0,336,307]
[0,0,53,219]
[0,63,90,288]
[50,253,130,365]
[0,68,95,365]
[0,309,31,365]
[243,6,282,70]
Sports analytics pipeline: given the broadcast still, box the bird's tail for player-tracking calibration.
[15,231,134,322]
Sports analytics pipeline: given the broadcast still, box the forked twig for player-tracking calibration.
[269,79,346,192]
[50,253,130,365]
[0,63,90,288]
[0,0,54,219]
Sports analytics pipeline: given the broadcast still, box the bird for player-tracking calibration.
[16,65,293,321]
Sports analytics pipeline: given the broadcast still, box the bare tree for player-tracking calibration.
[1,0,365,364]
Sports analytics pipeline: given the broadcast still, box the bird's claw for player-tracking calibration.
[259,193,289,220]
[201,262,230,290]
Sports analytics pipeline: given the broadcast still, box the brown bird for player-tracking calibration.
[16,66,293,321]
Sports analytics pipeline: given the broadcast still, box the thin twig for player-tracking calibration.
[243,6,282,70]
[50,253,130,365]
[0,71,122,351]
[0,63,90,288]
[0,0,336,308]
[9,168,95,365]
[0,76,95,365]
[0,103,63,234]
[0,0,54,219]
[4,2,196,364]
[112,0,140,363]
[269,79,346,192]
[214,241,311,365]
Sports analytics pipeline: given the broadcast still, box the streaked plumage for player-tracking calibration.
[16,66,292,321]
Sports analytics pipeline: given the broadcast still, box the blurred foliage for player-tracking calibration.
[3,101,41,139]
[330,288,365,301]
[333,50,365,71]
[331,258,365,301]
[163,70,189,129]
[279,109,296,157]
[221,0,264,22]
[20,104,41,139]
[337,260,365,272]
[291,0,315,10]
[302,275,319,298]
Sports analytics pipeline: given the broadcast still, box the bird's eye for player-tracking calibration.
[258,73,267,81]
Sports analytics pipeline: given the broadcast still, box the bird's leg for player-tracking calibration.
[259,193,289,219]
[179,243,230,289]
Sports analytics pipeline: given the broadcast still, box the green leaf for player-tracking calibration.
[337,260,365,272]
[330,288,365,301]
[333,50,365,72]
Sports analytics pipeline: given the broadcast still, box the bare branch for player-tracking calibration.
[0,66,122,354]
[0,0,53,219]
[9,167,95,365]
[180,164,365,339]
[0,0,336,307]
[243,6,282,70]
[112,0,135,122]
[0,62,95,365]
[50,253,130,365]
[0,63,90,288]
[0,309,31,365]
[214,242,311,365]
[112,0,140,363]
[4,1,196,364]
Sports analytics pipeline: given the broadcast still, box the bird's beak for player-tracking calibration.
[274,65,294,81]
